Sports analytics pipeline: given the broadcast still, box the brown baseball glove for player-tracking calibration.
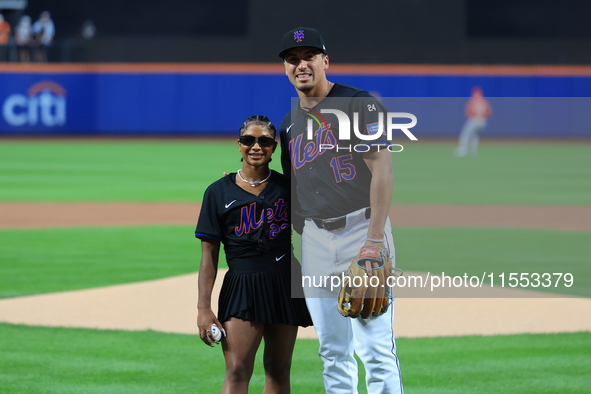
[337,245,400,318]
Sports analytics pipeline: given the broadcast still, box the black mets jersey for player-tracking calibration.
[195,171,291,261]
[279,83,389,219]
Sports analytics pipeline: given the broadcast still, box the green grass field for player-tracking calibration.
[1,226,588,298]
[0,140,590,204]
[1,324,589,394]
[1,139,589,393]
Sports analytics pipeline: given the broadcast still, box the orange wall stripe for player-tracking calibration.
[2,63,591,76]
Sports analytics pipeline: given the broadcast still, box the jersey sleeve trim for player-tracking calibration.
[195,232,222,241]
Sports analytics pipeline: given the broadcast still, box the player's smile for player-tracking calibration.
[248,152,264,160]
[296,73,312,81]
[245,144,268,163]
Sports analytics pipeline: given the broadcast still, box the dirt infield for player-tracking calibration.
[1,202,590,338]
[2,202,591,230]
[1,270,591,339]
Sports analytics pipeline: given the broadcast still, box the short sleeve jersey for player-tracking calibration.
[195,171,291,261]
[279,83,388,219]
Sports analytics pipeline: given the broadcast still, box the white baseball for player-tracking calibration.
[210,324,223,343]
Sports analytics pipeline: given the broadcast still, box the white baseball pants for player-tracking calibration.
[456,118,487,157]
[301,207,403,394]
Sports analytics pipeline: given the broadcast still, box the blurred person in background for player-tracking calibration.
[31,10,55,62]
[15,15,32,62]
[0,13,11,61]
[455,86,492,158]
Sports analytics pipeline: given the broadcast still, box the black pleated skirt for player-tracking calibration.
[217,251,312,327]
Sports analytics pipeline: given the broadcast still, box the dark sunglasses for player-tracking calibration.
[239,135,276,147]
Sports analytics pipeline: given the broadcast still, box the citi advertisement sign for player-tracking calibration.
[2,81,67,127]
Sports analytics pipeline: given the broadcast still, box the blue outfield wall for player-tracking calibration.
[1,67,590,137]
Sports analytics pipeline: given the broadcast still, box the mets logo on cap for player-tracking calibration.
[279,27,326,58]
[294,30,305,42]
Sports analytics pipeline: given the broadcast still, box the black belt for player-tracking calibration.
[311,208,371,232]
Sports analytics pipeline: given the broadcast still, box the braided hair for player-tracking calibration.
[239,115,277,138]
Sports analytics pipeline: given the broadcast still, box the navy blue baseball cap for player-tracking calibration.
[279,27,327,59]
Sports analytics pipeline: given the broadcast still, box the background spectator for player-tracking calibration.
[0,13,11,61]
[14,15,32,62]
[31,10,54,62]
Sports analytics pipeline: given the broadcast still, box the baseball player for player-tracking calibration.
[455,86,492,157]
[278,28,403,393]
[196,116,312,393]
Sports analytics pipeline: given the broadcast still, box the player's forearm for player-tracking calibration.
[365,151,393,240]
[367,170,393,240]
[197,240,220,310]
[197,266,216,310]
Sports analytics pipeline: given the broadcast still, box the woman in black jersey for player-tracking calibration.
[195,115,312,394]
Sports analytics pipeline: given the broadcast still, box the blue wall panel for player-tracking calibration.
[1,70,589,137]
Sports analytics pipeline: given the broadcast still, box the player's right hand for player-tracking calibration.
[197,308,224,347]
